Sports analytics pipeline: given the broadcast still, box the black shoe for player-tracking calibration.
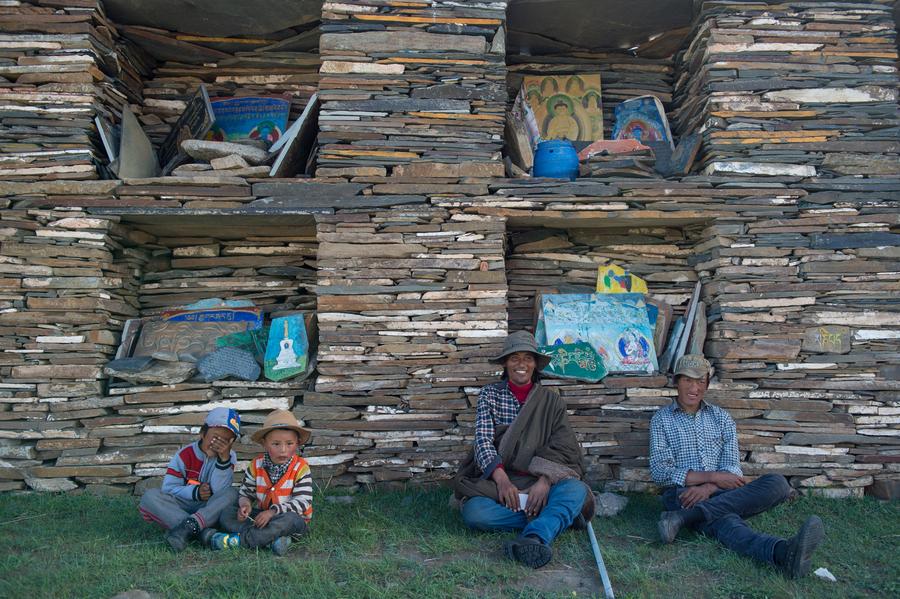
[777,516,825,579]
[503,535,552,569]
[658,511,685,544]
[198,527,217,549]
[165,517,200,552]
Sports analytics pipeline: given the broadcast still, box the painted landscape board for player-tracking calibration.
[209,95,291,148]
[541,293,658,374]
[264,315,309,381]
[522,74,603,142]
[540,342,608,383]
[612,95,674,149]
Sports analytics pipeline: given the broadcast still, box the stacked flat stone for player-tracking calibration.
[315,1,508,179]
[309,205,507,485]
[0,207,143,492]
[139,224,317,316]
[673,0,900,178]
[0,1,148,181]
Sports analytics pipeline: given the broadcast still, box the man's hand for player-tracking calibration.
[237,498,252,522]
[525,476,550,517]
[208,434,235,463]
[679,483,716,509]
[197,482,212,501]
[711,472,746,490]
[491,467,521,511]
[253,508,276,528]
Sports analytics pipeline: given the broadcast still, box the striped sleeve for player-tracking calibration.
[237,461,256,502]
[271,460,313,521]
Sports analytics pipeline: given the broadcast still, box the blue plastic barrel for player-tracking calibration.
[533,139,579,180]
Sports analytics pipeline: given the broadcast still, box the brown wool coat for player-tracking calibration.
[452,384,595,521]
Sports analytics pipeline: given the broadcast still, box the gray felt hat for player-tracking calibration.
[492,330,552,370]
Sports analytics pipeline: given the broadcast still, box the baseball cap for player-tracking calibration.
[205,407,241,436]
[674,354,711,379]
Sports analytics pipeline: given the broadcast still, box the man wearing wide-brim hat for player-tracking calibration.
[649,354,825,579]
[452,330,595,569]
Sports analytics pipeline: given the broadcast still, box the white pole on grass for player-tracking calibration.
[587,521,615,599]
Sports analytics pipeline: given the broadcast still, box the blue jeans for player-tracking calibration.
[461,478,588,545]
[662,473,792,564]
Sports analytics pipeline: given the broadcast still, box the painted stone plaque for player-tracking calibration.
[802,326,851,354]
[612,95,673,149]
[596,263,649,294]
[540,342,608,383]
[133,307,263,363]
[264,315,309,381]
[522,74,603,142]
[541,293,658,374]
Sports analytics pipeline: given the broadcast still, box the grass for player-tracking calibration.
[0,487,897,599]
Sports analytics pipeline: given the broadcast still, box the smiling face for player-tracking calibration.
[263,429,300,465]
[675,374,709,414]
[505,351,537,386]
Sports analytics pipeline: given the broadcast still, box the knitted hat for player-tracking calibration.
[251,409,310,445]
[205,407,240,437]
[491,330,552,371]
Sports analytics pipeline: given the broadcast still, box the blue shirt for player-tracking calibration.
[649,401,742,487]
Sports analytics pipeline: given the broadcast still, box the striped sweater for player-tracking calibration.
[238,454,313,521]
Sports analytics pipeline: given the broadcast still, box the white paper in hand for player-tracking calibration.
[518,493,529,511]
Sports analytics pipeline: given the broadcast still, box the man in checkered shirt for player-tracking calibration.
[650,354,825,579]
[452,331,593,569]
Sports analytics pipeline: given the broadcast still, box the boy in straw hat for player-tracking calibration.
[649,354,824,579]
[203,409,312,555]
[452,330,595,569]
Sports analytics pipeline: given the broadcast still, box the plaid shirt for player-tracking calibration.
[474,381,522,474]
[649,401,742,487]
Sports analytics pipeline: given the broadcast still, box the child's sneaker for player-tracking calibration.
[271,536,291,556]
[206,531,241,550]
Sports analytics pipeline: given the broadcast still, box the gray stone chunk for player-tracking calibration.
[104,361,196,385]
[181,140,270,165]
[197,347,261,382]
[105,356,154,373]
[593,492,629,517]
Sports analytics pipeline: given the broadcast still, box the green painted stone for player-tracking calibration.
[540,342,608,383]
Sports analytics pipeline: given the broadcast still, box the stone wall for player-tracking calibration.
[315,0,508,177]
[0,0,898,497]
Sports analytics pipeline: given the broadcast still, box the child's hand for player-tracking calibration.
[253,508,276,528]
[237,499,252,522]
[197,483,212,501]
[209,434,234,462]
[236,505,250,522]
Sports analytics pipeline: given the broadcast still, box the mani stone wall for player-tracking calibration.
[0,1,146,182]
[674,0,900,178]
[310,206,508,486]
[0,0,899,496]
[315,1,508,178]
[466,173,900,497]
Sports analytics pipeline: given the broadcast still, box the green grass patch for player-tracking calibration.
[0,488,896,598]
